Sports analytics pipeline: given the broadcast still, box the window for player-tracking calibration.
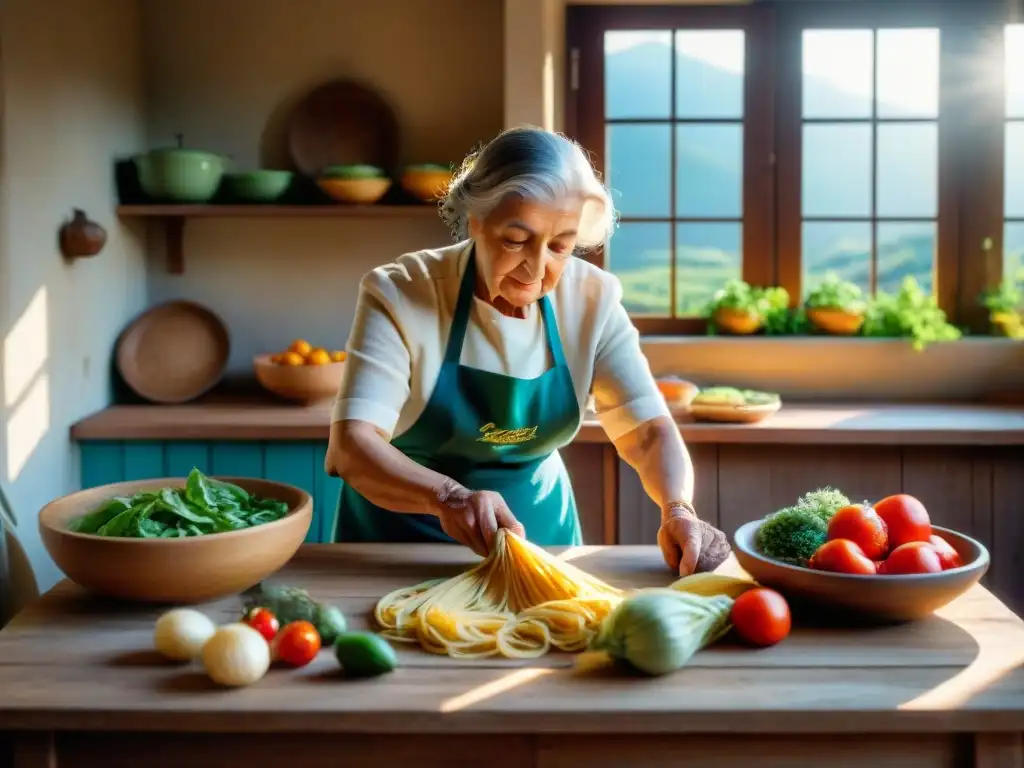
[799,28,939,297]
[567,2,1013,332]
[1006,24,1024,289]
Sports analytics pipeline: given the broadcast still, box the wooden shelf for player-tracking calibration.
[116,204,441,273]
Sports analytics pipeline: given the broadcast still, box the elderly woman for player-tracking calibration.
[326,127,729,575]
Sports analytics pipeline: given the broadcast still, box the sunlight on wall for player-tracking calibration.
[2,286,50,482]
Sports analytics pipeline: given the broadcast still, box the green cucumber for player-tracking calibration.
[334,632,398,678]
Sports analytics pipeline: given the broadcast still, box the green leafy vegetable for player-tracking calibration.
[242,583,348,644]
[805,273,867,313]
[861,276,962,351]
[703,279,790,318]
[980,277,1022,315]
[68,468,289,538]
[692,387,780,407]
[755,487,852,566]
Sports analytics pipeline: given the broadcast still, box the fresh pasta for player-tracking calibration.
[374,530,625,659]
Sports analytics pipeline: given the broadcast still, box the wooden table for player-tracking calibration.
[1,545,1023,767]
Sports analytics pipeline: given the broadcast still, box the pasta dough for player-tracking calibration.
[374,530,625,659]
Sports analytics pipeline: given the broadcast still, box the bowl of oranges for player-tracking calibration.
[254,339,347,405]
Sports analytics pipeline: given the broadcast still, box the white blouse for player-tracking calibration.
[332,241,670,443]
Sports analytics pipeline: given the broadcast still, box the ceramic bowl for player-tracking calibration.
[400,167,454,203]
[39,477,312,604]
[225,170,293,202]
[317,177,391,204]
[733,520,990,622]
[253,353,345,404]
[807,307,865,335]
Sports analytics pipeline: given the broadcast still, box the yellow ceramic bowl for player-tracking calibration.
[317,177,391,205]
[401,168,454,203]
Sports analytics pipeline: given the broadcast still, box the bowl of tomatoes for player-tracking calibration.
[732,493,990,622]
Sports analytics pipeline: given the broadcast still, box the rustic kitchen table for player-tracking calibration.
[0,544,1022,768]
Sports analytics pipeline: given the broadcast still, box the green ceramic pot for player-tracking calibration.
[225,170,293,202]
[133,134,228,203]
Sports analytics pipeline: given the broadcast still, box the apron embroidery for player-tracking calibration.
[477,423,538,445]
[334,245,583,547]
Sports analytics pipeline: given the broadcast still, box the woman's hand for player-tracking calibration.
[436,480,526,557]
[657,502,731,576]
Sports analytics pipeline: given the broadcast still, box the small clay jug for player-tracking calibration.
[60,209,107,260]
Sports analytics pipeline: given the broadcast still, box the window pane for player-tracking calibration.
[803,29,873,118]
[607,124,671,217]
[675,30,745,119]
[607,222,672,315]
[605,31,672,119]
[1007,25,1024,119]
[877,29,939,119]
[803,124,872,217]
[1006,221,1024,287]
[802,221,872,297]
[877,222,936,295]
[676,124,743,217]
[676,223,742,316]
[877,124,938,217]
[1006,122,1024,218]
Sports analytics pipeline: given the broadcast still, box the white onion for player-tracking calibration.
[153,608,217,661]
[201,623,271,687]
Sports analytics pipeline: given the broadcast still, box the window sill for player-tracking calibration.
[639,336,1024,402]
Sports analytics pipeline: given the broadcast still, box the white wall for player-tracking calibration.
[0,0,148,592]
[141,0,504,372]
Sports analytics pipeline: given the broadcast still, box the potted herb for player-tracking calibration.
[980,279,1023,339]
[862,277,962,351]
[704,280,790,335]
[805,273,867,336]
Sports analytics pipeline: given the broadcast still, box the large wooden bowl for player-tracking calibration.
[39,477,311,604]
[733,520,990,622]
[253,354,344,404]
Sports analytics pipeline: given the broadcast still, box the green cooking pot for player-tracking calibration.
[134,133,228,203]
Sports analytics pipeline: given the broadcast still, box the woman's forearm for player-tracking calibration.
[326,420,465,515]
[612,415,694,517]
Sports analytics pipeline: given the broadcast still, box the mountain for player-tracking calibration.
[602,41,937,314]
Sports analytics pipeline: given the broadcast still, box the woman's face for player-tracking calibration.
[469,195,583,311]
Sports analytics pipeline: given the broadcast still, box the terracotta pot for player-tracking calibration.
[713,308,763,335]
[807,307,865,336]
[59,209,107,260]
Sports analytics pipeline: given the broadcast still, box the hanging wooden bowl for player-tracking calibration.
[116,301,230,404]
[287,79,400,177]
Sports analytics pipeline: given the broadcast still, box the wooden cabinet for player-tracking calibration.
[617,444,1024,614]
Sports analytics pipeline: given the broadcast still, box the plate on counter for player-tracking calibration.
[688,387,781,424]
[115,300,230,404]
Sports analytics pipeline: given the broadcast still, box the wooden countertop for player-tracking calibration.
[69,394,1024,445]
[0,544,1022,735]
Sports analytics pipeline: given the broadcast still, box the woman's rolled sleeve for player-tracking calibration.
[591,287,671,442]
[332,271,411,438]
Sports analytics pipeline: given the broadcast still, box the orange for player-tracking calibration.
[307,348,331,365]
[330,350,347,362]
[281,351,305,366]
[288,339,312,357]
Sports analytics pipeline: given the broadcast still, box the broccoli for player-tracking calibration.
[755,487,852,566]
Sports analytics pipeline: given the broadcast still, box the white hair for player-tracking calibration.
[440,126,616,249]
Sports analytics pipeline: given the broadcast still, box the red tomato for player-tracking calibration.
[731,588,791,647]
[243,607,279,643]
[272,620,321,667]
[810,539,877,575]
[927,535,964,570]
[826,504,889,560]
[879,541,943,575]
[873,494,931,549]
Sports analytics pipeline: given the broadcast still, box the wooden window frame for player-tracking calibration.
[566,0,1013,335]
[566,4,776,335]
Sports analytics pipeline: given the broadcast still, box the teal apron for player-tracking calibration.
[335,249,583,546]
